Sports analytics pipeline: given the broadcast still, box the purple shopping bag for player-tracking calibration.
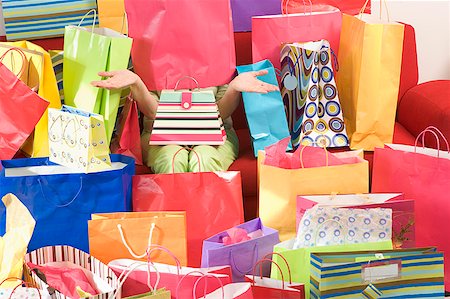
[201,218,280,282]
[231,0,281,32]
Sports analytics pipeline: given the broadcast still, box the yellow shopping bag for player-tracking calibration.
[48,105,111,173]
[336,8,404,150]
[1,41,61,157]
[0,194,36,289]
[258,147,369,241]
[98,0,127,34]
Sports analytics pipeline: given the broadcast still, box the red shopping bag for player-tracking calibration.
[110,96,143,165]
[124,0,236,90]
[372,127,450,290]
[0,48,49,160]
[252,8,342,70]
[108,246,233,298]
[281,0,370,15]
[132,171,244,267]
[246,256,305,299]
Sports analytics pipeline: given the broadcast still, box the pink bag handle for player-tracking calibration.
[146,245,182,273]
[414,126,450,157]
[175,271,224,299]
[174,76,200,91]
[282,0,313,15]
[251,258,287,289]
[192,273,225,299]
[0,47,27,78]
[0,277,42,299]
[262,252,292,283]
[171,147,202,173]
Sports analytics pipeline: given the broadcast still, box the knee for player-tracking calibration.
[153,145,189,173]
[190,146,222,172]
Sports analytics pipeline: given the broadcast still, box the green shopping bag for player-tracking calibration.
[63,10,132,144]
[271,239,393,298]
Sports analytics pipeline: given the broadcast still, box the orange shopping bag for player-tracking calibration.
[88,211,188,266]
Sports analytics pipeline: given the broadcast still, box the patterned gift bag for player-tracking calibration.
[48,105,111,173]
[281,39,349,148]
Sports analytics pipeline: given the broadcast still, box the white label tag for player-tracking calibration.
[362,261,401,283]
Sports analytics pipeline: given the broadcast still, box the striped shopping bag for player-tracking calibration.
[149,80,227,145]
[49,50,64,104]
[310,247,445,298]
[1,0,98,41]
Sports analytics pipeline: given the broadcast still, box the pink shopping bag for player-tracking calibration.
[252,8,342,70]
[372,127,450,290]
[124,0,236,90]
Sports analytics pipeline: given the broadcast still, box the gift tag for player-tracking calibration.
[283,74,298,90]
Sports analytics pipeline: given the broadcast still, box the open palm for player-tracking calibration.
[230,70,279,94]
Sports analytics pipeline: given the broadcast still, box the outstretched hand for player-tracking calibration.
[91,70,140,90]
[230,70,279,94]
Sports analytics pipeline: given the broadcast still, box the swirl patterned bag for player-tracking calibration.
[48,105,111,173]
[280,39,349,149]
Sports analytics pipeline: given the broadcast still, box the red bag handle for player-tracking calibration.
[0,277,42,299]
[175,271,224,299]
[251,258,287,289]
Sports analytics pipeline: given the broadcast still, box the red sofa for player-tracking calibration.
[7,23,449,221]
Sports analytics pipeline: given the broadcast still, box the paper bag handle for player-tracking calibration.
[174,76,200,91]
[230,242,259,275]
[117,222,156,259]
[251,258,287,289]
[172,147,202,173]
[0,278,42,299]
[37,177,83,208]
[359,0,390,22]
[78,9,97,33]
[112,261,161,298]
[0,47,27,78]
[192,273,225,299]
[414,126,449,157]
[262,252,292,283]
[299,143,329,168]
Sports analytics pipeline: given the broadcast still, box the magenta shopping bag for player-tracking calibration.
[201,218,280,282]
[125,0,236,90]
[231,0,281,32]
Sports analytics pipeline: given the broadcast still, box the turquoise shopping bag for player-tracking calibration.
[236,60,291,156]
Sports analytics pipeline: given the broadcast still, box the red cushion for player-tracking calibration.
[397,80,450,150]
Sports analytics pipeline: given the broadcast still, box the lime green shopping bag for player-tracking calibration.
[271,239,393,298]
[63,11,132,144]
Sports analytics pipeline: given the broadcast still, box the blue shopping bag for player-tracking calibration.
[236,60,291,157]
[0,154,134,252]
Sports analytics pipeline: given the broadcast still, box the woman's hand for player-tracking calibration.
[91,70,140,90]
[229,70,279,94]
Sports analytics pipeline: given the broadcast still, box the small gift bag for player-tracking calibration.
[48,105,111,173]
[280,40,349,148]
[0,278,51,299]
[149,77,226,146]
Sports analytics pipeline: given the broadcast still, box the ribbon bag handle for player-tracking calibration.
[117,221,156,259]
[0,47,27,78]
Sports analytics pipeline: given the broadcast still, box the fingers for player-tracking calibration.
[98,71,118,77]
[91,80,115,90]
[253,70,269,77]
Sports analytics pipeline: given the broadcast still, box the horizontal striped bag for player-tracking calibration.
[149,78,227,145]
[310,247,445,298]
[1,0,97,41]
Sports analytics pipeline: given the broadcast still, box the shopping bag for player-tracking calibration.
[337,11,404,150]
[252,8,342,70]
[49,50,64,104]
[183,273,253,299]
[0,43,43,89]
[64,11,132,143]
[48,105,112,173]
[1,41,62,157]
[372,127,450,290]
[201,218,280,282]
[282,0,370,15]
[294,206,393,248]
[258,139,369,240]
[109,245,232,298]
[246,257,305,299]
[0,154,135,253]
[24,246,119,299]
[149,79,227,145]
[236,60,292,157]
[0,278,51,298]
[124,0,235,90]
[110,97,143,164]
[1,0,97,41]
[296,193,415,248]
[272,239,393,298]
[0,194,35,289]
[280,40,348,148]
[310,247,445,298]
[98,0,127,34]
[133,171,244,267]
[231,0,281,32]
[0,50,49,161]
[88,211,188,266]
